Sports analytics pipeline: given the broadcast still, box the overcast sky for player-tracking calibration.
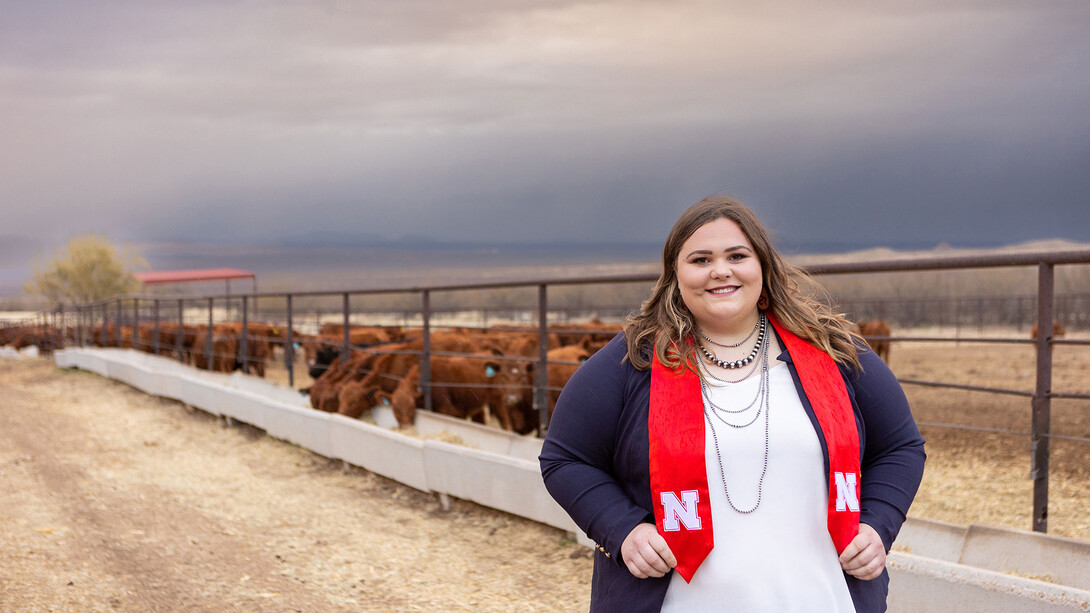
[2,0,1088,271]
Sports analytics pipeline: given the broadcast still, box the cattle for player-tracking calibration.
[189,330,239,373]
[95,325,135,349]
[318,324,402,345]
[73,316,618,434]
[374,364,421,427]
[0,323,60,353]
[309,331,477,415]
[308,350,374,414]
[340,332,604,434]
[855,320,892,362]
[301,326,412,378]
[381,355,531,430]
[543,342,593,422]
[493,340,596,435]
[1031,320,1066,340]
[308,344,342,379]
[549,318,622,347]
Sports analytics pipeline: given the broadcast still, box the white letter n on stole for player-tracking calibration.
[660,490,702,531]
[834,472,860,512]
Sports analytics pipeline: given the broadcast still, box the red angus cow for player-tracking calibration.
[855,320,892,362]
[1031,321,1066,339]
[374,364,422,428]
[312,331,482,416]
[189,330,239,373]
[368,354,531,431]
[429,354,530,430]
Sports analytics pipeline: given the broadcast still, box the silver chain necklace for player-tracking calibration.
[698,313,767,369]
[698,315,761,348]
[701,334,771,514]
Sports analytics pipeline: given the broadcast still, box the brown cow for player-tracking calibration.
[374,364,422,427]
[189,330,239,373]
[311,331,482,415]
[429,354,531,430]
[499,341,596,435]
[549,318,622,347]
[365,354,529,430]
[1031,321,1066,340]
[855,320,892,362]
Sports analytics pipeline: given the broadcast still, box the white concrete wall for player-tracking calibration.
[328,413,429,493]
[1,345,40,359]
[894,517,1090,592]
[888,552,1090,613]
[51,347,1090,611]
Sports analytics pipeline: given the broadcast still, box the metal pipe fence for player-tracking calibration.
[12,248,1090,534]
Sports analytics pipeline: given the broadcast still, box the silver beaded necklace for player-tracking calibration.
[701,324,771,514]
[697,313,767,370]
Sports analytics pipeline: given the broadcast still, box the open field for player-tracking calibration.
[0,358,594,611]
[890,332,1090,539]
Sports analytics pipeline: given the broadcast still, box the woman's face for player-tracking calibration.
[675,217,764,335]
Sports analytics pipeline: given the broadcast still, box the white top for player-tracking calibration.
[660,362,855,613]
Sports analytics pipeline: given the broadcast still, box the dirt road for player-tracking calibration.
[0,359,592,612]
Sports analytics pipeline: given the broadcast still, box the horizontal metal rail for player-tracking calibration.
[897,378,1035,398]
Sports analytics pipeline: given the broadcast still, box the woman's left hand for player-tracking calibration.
[839,523,886,580]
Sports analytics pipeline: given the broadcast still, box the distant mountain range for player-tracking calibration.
[4,236,1089,301]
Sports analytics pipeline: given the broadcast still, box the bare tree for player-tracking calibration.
[25,234,147,308]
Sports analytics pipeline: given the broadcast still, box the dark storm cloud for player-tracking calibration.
[1,0,1087,263]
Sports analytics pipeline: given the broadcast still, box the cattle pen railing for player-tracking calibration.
[15,248,1090,535]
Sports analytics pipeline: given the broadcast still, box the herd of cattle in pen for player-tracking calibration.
[1,319,619,434]
[1,316,1066,435]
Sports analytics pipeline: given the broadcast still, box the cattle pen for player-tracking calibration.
[9,247,1090,539]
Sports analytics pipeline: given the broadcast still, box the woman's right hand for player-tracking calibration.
[620,522,677,578]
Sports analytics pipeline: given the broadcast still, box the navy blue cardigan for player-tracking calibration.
[539,332,926,613]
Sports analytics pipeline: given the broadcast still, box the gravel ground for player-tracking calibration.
[0,359,592,612]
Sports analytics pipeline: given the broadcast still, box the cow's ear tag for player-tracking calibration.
[382,397,391,406]
[485,365,497,378]
[293,342,301,351]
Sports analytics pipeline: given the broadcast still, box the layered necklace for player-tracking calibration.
[697,314,767,370]
[699,312,771,514]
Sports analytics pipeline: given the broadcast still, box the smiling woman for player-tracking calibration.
[540,195,926,613]
[674,217,764,341]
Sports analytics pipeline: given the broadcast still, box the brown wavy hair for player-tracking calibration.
[624,195,863,371]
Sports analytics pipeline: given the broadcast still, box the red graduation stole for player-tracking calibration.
[649,313,861,582]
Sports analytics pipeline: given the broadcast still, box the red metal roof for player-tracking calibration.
[133,268,256,285]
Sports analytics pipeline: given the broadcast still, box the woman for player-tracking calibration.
[539,196,925,612]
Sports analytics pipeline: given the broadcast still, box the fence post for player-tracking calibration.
[421,290,432,414]
[132,298,139,351]
[176,299,185,362]
[115,300,122,347]
[240,296,249,374]
[286,294,294,388]
[153,299,160,355]
[535,284,549,436]
[1031,262,1054,533]
[205,298,214,371]
[56,305,64,350]
[342,293,351,363]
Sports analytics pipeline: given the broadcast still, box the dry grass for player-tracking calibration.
[887,330,1090,539]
